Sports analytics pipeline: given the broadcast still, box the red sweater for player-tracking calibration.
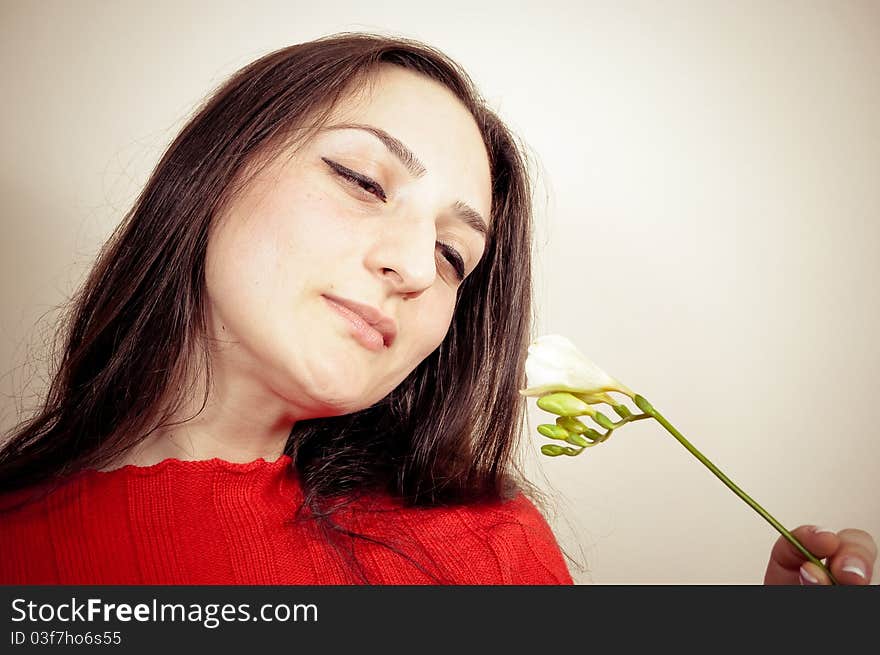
[0,455,573,585]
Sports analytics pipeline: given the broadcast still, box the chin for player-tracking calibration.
[297,378,373,415]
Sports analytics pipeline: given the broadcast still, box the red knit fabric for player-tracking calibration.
[0,455,573,585]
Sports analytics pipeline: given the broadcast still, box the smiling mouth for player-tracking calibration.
[323,296,389,352]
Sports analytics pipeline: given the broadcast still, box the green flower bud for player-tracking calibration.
[634,394,655,415]
[565,433,590,447]
[541,444,566,457]
[538,424,570,440]
[612,404,632,419]
[593,412,615,430]
[562,447,580,456]
[583,428,603,442]
[556,416,587,434]
[537,392,592,417]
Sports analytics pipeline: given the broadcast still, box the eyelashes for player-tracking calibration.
[437,243,466,282]
[322,157,387,202]
[321,157,466,281]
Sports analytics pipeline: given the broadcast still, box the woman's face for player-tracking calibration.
[204,65,492,421]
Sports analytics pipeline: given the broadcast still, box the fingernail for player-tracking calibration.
[799,564,820,585]
[812,526,836,535]
[840,558,868,580]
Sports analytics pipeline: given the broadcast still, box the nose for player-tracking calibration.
[366,210,439,295]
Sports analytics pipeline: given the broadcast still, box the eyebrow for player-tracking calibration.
[323,122,490,239]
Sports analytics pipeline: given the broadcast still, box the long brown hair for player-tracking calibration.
[0,32,557,582]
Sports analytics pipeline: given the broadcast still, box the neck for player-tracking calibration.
[98,370,297,471]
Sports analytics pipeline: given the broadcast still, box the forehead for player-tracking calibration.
[319,65,493,226]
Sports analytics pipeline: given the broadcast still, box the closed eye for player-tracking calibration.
[322,157,387,202]
[436,242,465,280]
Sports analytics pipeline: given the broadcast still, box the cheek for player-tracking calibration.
[404,295,457,361]
[206,215,286,308]
[203,179,372,385]
[204,192,309,338]
[208,182,344,296]
[203,223,282,370]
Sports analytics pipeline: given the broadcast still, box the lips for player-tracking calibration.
[323,295,398,348]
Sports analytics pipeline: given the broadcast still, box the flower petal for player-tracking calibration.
[521,334,634,398]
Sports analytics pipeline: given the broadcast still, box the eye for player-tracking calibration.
[322,157,467,282]
[322,157,387,202]
[437,242,465,281]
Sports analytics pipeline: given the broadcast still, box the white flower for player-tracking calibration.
[519,334,634,400]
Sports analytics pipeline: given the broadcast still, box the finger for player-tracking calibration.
[764,525,840,585]
[770,525,840,568]
[826,528,877,585]
[799,560,832,586]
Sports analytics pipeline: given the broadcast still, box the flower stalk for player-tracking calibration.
[522,334,838,584]
[634,394,838,584]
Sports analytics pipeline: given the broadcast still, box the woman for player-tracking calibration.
[0,33,874,585]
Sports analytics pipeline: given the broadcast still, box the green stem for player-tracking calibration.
[634,395,838,585]
[607,413,652,430]
[595,412,652,441]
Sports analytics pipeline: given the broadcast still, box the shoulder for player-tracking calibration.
[370,490,573,585]
[452,491,573,584]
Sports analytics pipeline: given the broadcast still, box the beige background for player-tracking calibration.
[1,0,878,584]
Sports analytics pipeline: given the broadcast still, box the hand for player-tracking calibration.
[764,525,877,585]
